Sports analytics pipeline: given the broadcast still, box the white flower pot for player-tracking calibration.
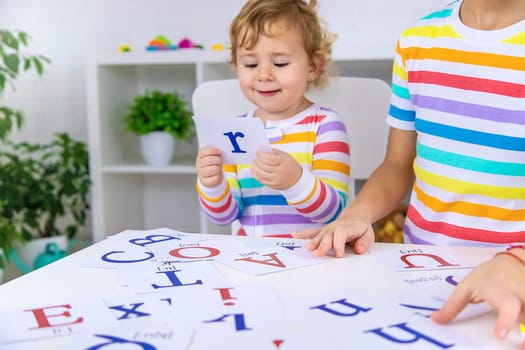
[16,235,68,271]
[140,131,175,166]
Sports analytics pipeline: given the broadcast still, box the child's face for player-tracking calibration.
[235,19,319,122]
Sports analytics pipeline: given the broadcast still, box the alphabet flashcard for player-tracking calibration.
[117,260,229,294]
[190,285,289,350]
[281,290,481,350]
[237,236,331,260]
[103,294,174,328]
[370,244,483,272]
[82,227,209,269]
[193,115,272,164]
[400,268,473,301]
[62,320,195,350]
[0,298,118,344]
[206,236,326,275]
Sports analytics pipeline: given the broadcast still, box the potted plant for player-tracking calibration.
[0,29,51,278]
[0,133,91,273]
[123,89,194,166]
[0,29,90,278]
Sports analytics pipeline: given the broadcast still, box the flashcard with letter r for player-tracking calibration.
[193,115,272,164]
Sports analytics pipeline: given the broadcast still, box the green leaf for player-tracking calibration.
[32,57,43,75]
[4,54,19,74]
[23,58,31,71]
[17,31,28,46]
[0,29,50,139]
[0,30,18,50]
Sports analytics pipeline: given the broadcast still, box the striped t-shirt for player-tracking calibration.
[197,103,350,237]
[388,0,525,246]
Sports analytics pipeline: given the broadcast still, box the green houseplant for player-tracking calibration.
[123,90,194,166]
[0,29,90,273]
[124,89,193,140]
[0,133,91,270]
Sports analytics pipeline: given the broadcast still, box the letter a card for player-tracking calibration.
[209,236,326,275]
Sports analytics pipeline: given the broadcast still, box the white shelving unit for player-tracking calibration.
[86,50,393,242]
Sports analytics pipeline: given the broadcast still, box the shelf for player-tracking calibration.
[88,50,231,65]
[102,164,196,175]
[86,51,395,243]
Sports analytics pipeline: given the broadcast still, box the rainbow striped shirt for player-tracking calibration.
[388,0,525,246]
[197,104,350,237]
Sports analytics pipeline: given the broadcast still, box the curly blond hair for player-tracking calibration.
[229,0,336,88]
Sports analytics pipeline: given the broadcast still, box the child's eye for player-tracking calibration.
[274,62,289,67]
[244,63,257,68]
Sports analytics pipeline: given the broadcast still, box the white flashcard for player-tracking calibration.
[148,236,229,263]
[193,115,272,164]
[281,289,413,335]
[103,294,173,328]
[370,244,479,272]
[63,320,195,350]
[81,240,155,269]
[206,236,325,275]
[266,332,348,350]
[193,332,348,350]
[193,301,287,350]
[207,284,283,312]
[118,260,229,294]
[400,268,473,300]
[82,228,209,269]
[281,290,480,349]
[238,236,331,260]
[107,227,192,242]
[0,298,118,344]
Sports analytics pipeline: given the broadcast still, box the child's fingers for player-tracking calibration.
[482,287,521,340]
[431,283,474,324]
[291,228,320,240]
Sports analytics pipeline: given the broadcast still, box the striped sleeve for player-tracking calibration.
[281,110,350,223]
[196,168,242,225]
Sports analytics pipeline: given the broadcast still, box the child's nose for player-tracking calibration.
[256,65,273,81]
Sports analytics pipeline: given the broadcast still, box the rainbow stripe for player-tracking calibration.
[197,104,350,237]
[388,0,525,245]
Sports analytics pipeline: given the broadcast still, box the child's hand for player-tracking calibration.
[251,149,302,191]
[431,251,525,347]
[292,214,374,257]
[196,146,224,188]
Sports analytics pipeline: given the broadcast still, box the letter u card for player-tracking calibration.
[370,244,481,271]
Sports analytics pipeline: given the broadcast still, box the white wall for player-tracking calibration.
[0,0,444,238]
[0,0,444,143]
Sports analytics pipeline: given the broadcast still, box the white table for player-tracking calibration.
[0,232,521,349]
